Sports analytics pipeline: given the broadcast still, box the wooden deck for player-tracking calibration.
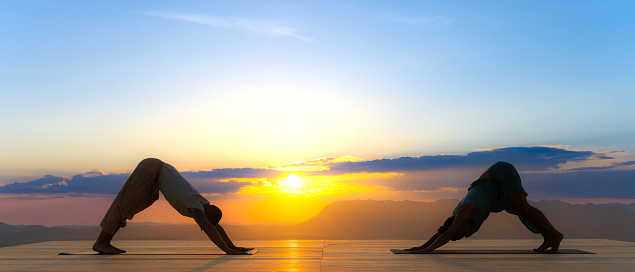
[1,239,633,271]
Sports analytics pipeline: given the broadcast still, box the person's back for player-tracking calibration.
[157,163,210,217]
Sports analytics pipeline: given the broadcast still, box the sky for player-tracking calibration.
[1,0,634,226]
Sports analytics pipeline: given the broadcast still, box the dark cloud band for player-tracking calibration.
[324,146,602,174]
[0,146,630,200]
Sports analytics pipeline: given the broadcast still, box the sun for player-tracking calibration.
[285,174,303,187]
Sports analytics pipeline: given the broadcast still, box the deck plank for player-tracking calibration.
[0,239,633,271]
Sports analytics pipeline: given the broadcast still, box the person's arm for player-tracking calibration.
[190,208,245,255]
[216,224,254,251]
[413,204,478,254]
[405,232,441,251]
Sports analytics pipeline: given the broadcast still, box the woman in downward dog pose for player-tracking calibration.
[404,161,563,253]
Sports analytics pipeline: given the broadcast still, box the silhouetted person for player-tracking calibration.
[93,158,252,254]
[403,161,563,253]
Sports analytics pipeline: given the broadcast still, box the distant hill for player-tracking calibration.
[277,199,460,240]
[598,203,635,212]
[0,222,95,247]
[244,199,635,241]
[2,199,635,247]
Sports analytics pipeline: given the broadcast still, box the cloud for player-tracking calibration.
[78,169,106,178]
[324,146,603,174]
[1,146,631,200]
[568,160,635,171]
[0,169,258,195]
[182,168,280,180]
[187,179,248,195]
[271,156,362,172]
[310,146,633,199]
[142,12,315,42]
[0,173,127,195]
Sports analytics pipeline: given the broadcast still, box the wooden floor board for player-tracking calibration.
[0,239,633,271]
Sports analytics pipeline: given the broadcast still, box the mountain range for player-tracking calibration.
[2,199,635,247]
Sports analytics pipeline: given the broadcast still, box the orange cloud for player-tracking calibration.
[269,156,362,172]
[236,172,399,197]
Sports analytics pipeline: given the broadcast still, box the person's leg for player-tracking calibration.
[94,158,164,254]
[93,226,126,254]
[479,169,491,179]
[508,191,564,253]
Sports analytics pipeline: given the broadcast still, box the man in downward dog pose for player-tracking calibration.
[404,161,563,253]
[93,158,252,254]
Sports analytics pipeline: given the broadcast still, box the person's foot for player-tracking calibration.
[534,232,564,253]
[93,243,126,254]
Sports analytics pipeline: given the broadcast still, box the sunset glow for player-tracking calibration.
[284,174,303,188]
[1,1,634,228]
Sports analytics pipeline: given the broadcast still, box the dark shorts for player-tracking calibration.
[488,161,541,233]
[487,161,527,198]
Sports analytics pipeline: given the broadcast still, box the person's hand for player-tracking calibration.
[225,249,250,255]
[234,246,254,251]
[412,248,433,254]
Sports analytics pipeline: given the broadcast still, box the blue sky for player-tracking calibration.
[1,1,634,203]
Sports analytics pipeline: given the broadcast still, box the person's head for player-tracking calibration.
[437,216,473,241]
[203,204,222,226]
